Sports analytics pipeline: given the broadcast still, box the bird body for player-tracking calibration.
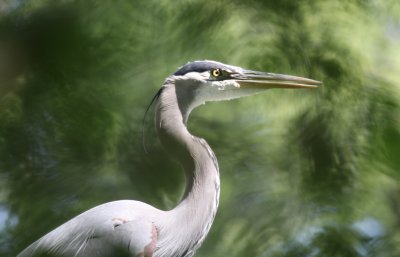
[18,200,159,257]
[17,60,319,257]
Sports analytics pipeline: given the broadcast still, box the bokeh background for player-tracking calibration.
[0,0,400,256]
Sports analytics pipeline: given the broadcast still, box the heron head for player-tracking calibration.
[170,60,321,111]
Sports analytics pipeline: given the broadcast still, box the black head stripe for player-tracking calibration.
[174,61,231,76]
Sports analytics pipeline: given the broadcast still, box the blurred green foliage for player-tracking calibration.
[0,0,399,256]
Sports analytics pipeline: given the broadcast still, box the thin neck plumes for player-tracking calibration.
[154,82,220,257]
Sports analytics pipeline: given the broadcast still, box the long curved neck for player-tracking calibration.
[154,82,220,256]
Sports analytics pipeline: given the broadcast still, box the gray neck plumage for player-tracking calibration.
[154,81,220,257]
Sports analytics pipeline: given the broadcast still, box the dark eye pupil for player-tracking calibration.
[213,69,221,76]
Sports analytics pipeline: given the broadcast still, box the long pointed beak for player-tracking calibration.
[233,70,321,89]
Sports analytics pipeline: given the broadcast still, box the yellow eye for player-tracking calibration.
[211,68,222,77]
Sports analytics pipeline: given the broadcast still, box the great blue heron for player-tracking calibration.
[17,60,320,257]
